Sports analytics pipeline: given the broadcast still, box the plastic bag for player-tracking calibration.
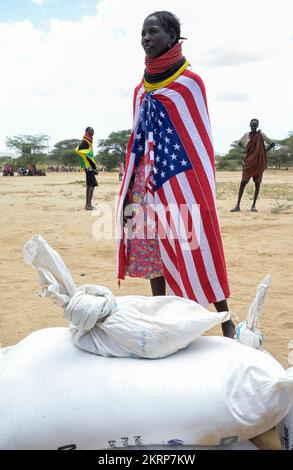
[236,275,270,348]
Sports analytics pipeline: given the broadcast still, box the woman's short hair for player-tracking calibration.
[145,11,182,43]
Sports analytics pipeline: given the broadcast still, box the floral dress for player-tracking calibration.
[126,157,164,279]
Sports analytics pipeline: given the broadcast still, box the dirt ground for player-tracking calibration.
[1,169,292,449]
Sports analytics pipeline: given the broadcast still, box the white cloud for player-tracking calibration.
[216,92,249,102]
[0,0,293,155]
[200,48,265,67]
[32,0,47,6]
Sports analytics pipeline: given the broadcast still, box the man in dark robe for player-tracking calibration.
[231,119,275,212]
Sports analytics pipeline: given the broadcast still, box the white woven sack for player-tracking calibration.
[0,328,292,450]
[277,340,293,450]
[23,235,230,359]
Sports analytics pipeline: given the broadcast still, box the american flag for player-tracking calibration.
[117,69,230,307]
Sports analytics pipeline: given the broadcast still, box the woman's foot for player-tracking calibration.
[221,319,236,338]
[230,206,240,212]
[251,206,258,212]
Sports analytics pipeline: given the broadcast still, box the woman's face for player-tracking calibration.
[141,16,174,58]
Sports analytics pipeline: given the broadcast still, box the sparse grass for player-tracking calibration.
[59,189,72,196]
[103,192,118,202]
[68,180,85,185]
[216,182,240,199]
[260,184,293,199]
[216,182,293,200]
[257,251,275,257]
[270,199,293,214]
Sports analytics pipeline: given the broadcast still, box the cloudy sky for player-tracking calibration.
[0,0,292,155]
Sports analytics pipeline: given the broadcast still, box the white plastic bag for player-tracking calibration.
[0,328,292,450]
[23,235,230,359]
[236,275,270,349]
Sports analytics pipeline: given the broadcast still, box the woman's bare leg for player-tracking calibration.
[150,276,166,296]
[214,299,235,338]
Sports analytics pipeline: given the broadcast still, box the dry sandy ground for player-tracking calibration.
[1,169,292,449]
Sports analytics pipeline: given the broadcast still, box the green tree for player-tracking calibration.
[269,146,291,169]
[281,133,293,163]
[216,141,245,171]
[6,134,49,169]
[97,150,119,172]
[97,130,131,171]
[15,153,46,169]
[50,139,80,165]
[269,132,293,168]
[60,148,80,166]
[6,134,49,156]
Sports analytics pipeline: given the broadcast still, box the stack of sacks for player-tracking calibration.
[0,328,292,449]
[0,235,292,450]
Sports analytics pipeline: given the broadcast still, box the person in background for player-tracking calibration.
[119,160,125,181]
[3,163,13,176]
[231,119,275,212]
[75,127,99,210]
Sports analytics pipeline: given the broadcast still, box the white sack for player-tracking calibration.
[0,328,292,450]
[112,441,259,450]
[277,407,293,450]
[277,340,293,450]
[23,235,229,359]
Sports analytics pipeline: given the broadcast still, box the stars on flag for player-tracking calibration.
[132,95,192,191]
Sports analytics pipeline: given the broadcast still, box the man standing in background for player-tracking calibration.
[119,160,124,181]
[75,127,98,210]
[231,119,275,212]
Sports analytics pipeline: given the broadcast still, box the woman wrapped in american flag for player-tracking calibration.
[116,11,235,338]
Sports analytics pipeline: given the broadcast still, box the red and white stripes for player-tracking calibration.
[117,69,230,306]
